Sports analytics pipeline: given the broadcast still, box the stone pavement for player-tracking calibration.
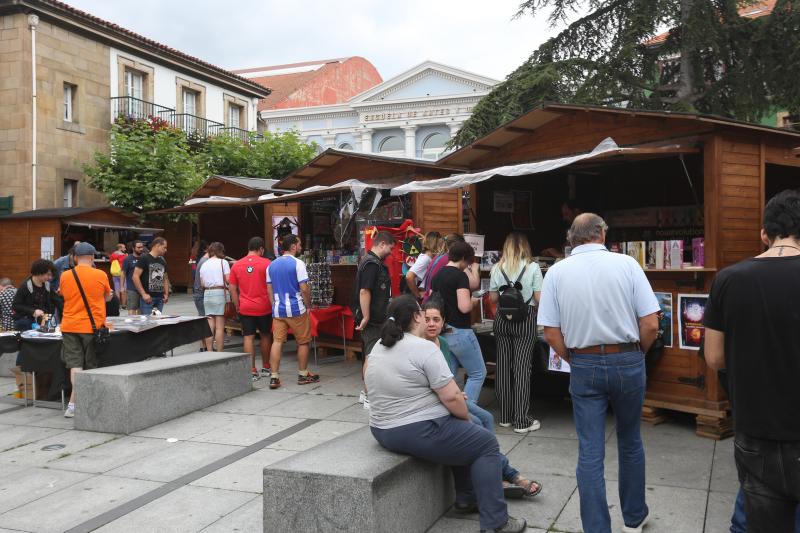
[0,295,739,532]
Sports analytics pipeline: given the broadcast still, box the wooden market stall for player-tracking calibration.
[428,103,800,439]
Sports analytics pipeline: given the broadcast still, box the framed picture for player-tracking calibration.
[678,293,709,350]
[481,251,500,271]
[493,191,514,213]
[654,292,673,348]
[511,190,534,230]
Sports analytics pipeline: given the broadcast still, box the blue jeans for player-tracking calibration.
[140,296,164,316]
[731,486,800,532]
[193,294,205,316]
[445,327,486,404]
[371,415,508,530]
[467,401,519,483]
[570,351,648,533]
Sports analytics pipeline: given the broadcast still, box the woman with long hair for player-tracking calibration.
[405,231,443,300]
[199,242,230,351]
[366,295,526,533]
[489,232,543,433]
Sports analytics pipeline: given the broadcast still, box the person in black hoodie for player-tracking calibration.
[12,259,58,330]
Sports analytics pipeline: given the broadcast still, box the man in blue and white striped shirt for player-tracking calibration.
[266,234,318,390]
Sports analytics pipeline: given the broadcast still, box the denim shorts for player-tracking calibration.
[203,289,227,316]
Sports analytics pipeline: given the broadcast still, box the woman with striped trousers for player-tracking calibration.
[489,233,543,433]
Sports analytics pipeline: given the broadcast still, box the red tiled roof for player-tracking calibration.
[645,0,776,46]
[19,0,270,97]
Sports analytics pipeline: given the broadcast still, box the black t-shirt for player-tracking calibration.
[136,253,167,295]
[356,252,391,325]
[430,266,471,329]
[704,256,800,440]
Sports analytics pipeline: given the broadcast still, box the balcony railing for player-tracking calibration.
[111,96,175,124]
[214,126,252,144]
[172,114,224,138]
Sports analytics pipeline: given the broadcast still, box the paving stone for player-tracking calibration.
[267,419,364,452]
[191,448,296,493]
[307,372,364,397]
[94,485,254,533]
[108,441,242,483]
[0,406,75,430]
[495,433,524,455]
[0,430,118,467]
[46,435,166,474]
[428,516,548,532]
[0,475,162,533]
[710,438,739,494]
[325,403,370,424]
[201,390,298,415]
[553,481,708,533]
[190,415,305,447]
[199,494,261,533]
[704,490,737,533]
[0,466,92,514]
[0,424,66,452]
[262,393,357,419]
[505,435,579,477]
[131,410,251,440]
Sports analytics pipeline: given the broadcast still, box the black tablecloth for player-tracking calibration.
[17,318,212,401]
[0,334,19,355]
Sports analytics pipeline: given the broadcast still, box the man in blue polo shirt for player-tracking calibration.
[266,234,318,390]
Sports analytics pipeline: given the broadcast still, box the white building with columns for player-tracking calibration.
[256,61,499,159]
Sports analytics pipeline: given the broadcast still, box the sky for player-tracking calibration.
[61,0,559,82]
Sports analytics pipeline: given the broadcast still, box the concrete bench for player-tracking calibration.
[263,426,454,533]
[75,352,251,434]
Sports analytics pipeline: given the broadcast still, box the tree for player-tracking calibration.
[453,0,800,147]
[202,130,318,179]
[85,117,204,214]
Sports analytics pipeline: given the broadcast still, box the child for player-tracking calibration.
[423,296,542,498]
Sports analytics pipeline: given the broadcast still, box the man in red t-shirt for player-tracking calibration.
[229,236,272,380]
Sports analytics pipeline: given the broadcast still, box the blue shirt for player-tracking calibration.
[266,255,309,318]
[122,254,140,291]
[51,255,72,292]
[537,243,660,349]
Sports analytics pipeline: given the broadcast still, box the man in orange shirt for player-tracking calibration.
[58,242,112,418]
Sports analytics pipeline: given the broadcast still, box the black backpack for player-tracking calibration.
[497,266,531,322]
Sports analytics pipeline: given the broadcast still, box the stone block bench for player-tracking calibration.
[263,426,454,533]
[74,352,250,434]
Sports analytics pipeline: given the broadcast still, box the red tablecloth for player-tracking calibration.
[309,305,355,340]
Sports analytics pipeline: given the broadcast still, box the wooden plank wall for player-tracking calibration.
[264,202,300,255]
[411,189,461,236]
[0,219,60,285]
[161,219,193,289]
[718,136,763,267]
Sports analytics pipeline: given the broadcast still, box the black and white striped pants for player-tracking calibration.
[493,308,536,429]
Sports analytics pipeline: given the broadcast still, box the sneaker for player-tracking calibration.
[513,420,541,434]
[260,367,271,377]
[64,404,75,418]
[362,396,370,410]
[453,502,478,514]
[622,510,650,533]
[251,368,260,382]
[498,422,512,428]
[480,516,527,532]
[297,371,320,385]
[358,390,367,404]
[269,377,281,390]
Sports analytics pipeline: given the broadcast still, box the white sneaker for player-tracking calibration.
[362,397,370,410]
[498,422,512,428]
[513,420,541,433]
[622,510,650,533]
[358,390,366,404]
[64,404,75,418]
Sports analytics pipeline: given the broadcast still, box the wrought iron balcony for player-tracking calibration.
[111,96,175,124]
[172,114,224,138]
[214,126,252,144]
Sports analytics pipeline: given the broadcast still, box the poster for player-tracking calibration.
[493,191,514,213]
[548,347,571,373]
[272,216,298,256]
[481,251,500,271]
[511,190,534,230]
[678,294,708,350]
[464,233,485,257]
[654,292,673,348]
[40,236,55,260]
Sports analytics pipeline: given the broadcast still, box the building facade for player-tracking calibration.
[0,0,268,214]
[252,61,499,160]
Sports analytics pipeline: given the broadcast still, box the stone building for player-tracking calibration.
[0,0,269,214]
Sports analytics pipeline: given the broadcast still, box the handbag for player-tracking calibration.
[221,259,238,320]
[71,268,110,351]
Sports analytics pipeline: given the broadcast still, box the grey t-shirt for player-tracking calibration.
[365,333,454,429]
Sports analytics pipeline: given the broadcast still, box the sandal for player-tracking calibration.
[512,476,543,498]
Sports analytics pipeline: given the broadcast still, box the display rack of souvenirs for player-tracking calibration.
[307,262,334,308]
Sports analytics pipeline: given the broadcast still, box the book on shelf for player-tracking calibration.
[665,240,684,269]
[626,241,646,268]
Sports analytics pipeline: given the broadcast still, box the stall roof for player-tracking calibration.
[440,103,800,168]
[274,148,463,190]
[0,206,138,220]
[65,220,163,233]
[148,197,263,214]
[187,175,293,200]
[259,178,407,203]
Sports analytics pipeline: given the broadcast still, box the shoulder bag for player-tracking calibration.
[71,268,110,351]
[221,260,238,320]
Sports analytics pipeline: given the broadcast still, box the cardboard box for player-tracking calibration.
[12,366,52,400]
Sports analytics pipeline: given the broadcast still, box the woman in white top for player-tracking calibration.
[199,242,230,351]
[405,231,444,300]
[489,233,543,433]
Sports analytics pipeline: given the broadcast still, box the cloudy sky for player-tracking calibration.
[62,0,559,81]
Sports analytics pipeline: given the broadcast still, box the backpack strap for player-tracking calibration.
[71,268,98,334]
[500,267,513,287]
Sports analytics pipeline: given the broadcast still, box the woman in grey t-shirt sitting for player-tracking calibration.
[365,295,526,533]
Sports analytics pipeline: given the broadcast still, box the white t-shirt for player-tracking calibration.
[199,257,230,288]
[408,253,433,287]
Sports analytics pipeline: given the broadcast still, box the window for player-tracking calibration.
[124,70,144,100]
[422,132,448,159]
[338,143,353,150]
[183,89,197,115]
[63,83,76,122]
[228,104,242,129]
[378,135,403,153]
[63,180,77,207]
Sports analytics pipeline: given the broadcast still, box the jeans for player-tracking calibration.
[445,326,486,404]
[569,351,648,533]
[140,296,164,316]
[734,433,800,533]
[371,415,508,530]
[193,294,205,316]
[466,401,519,483]
[731,486,800,533]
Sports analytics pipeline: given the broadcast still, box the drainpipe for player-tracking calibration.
[29,14,39,210]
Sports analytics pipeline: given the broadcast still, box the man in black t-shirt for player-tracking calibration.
[132,237,169,316]
[705,189,800,532]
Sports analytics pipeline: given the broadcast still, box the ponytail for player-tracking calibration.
[379,295,422,348]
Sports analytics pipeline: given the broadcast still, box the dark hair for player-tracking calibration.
[372,230,396,246]
[151,237,167,247]
[422,293,445,316]
[197,239,208,252]
[248,236,265,251]
[444,233,465,250]
[447,241,475,263]
[379,295,422,348]
[132,240,144,248]
[208,242,226,259]
[764,189,800,241]
[281,233,300,251]
[31,259,55,276]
